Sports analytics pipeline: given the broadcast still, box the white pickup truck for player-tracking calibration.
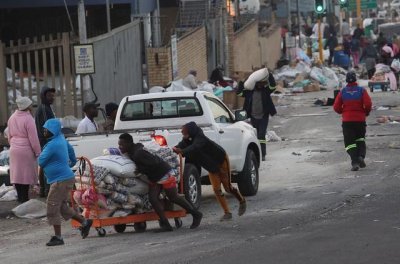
[67,91,261,208]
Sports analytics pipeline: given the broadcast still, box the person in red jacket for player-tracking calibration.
[334,71,372,171]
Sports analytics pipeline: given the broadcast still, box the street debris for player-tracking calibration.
[266,131,282,142]
[292,152,302,156]
[0,184,17,201]
[12,199,47,219]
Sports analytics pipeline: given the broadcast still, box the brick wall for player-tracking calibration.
[177,27,208,81]
[146,47,172,87]
[233,20,262,72]
[147,26,208,88]
[259,25,281,69]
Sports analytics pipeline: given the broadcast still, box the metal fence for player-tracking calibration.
[88,21,143,108]
[0,33,79,126]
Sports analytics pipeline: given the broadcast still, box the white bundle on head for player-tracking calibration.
[244,68,269,90]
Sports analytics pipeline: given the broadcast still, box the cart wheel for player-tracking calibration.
[133,222,147,233]
[97,228,106,237]
[114,224,127,233]
[174,218,183,229]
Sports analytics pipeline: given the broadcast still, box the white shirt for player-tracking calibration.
[76,116,98,134]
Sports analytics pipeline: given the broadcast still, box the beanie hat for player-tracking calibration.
[16,97,33,111]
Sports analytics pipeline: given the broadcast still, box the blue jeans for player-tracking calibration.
[251,116,269,157]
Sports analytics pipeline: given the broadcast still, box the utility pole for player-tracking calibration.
[318,18,323,63]
[106,0,111,32]
[152,0,161,47]
[78,0,87,43]
[296,0,301,48]
[356,0,362,27]
[287,0,291,31]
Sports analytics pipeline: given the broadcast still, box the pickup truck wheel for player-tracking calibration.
[237,149,259,196]
[183,164,202,209]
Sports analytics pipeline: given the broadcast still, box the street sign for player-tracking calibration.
[74,44,95,75]
[171,34,178,80]
[348,0,377,11]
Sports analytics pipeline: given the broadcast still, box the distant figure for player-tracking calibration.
[376,32,387,51]
[76,103,99,134]
[103,102,118,132]
[333,72,372,172]
[353,24,364,40]
[8,97,41,203]
[325,33,338,65]
[360,39,378,79]
[351,36,361,68]
[35,86,56,197]
[182,70,199,89]
[342,19,350,36]
[209,65,225,85]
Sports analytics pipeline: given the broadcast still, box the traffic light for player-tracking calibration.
[314,0,325,14]
[339,0,348,8]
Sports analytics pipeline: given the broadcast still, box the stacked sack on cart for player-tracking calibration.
[74,141,180,218]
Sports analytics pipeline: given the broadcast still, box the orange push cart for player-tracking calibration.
[71,156,186,237]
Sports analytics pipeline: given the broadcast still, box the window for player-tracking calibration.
[120,98,202,121]
[205,96,233,123]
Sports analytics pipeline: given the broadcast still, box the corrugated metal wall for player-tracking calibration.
[88,21,143,107]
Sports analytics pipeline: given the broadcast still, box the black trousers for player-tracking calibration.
[251,116,269,157]
[14,184,30,203]
[342,122,366,164]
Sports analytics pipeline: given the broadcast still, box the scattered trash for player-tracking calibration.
[292,152,302,156]
[12,199,47,219]
[376,106,390,111]
[266,131,282,142]
[365,194,371,198]
[322,192,338,195]
[373,161,386,163]
[0,184,17,201]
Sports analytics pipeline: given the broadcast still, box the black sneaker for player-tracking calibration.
[80,219,93,239]
[155,221,173,232]
[359,157,366,168]
[262,156,266,161]
[351,163,360,171]
[46,236,64,247]
[190,212,203,229]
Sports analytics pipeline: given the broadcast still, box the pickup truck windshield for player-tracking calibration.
[120,97,203,121]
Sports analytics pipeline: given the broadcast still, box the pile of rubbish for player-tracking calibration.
[74,142,180,218]
[0,147,9,166]
[0,184,17,201]
[274,61,344,93]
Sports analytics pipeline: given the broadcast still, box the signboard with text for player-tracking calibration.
[348,0,377,11]
[74,44,95,75]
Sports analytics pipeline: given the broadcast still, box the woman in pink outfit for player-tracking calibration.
[7,97,41,203]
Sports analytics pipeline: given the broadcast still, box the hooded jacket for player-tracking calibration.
[38,119,77,184]
[333,83,372,122]
[126,143,171,183]
[240,73,277,119]
[176,122,226,173]
[35,87,56,147]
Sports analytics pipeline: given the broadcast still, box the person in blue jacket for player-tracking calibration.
[38,119,92,246]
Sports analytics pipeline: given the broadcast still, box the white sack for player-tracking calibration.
[12,199,47,219]
[244,68,269,90]
[91,155,136,178]
[0,189,17,201]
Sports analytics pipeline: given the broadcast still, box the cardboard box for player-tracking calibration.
[223,91,238,110]
[303,82,320,93]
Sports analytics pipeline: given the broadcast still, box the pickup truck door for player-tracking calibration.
[204,96,243,172]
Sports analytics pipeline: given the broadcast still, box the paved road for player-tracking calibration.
[1,91,400,264]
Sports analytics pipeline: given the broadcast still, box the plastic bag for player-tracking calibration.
[0,189,17,201]
[310,67,327,85]
[91,155,136,178]
[244,68,269,90]
[391,59,400,72]
[102,148,121,156]
[0,148,10,166]
[12,199,47,219]
[126,179,149,195]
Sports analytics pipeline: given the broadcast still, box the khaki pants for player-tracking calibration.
[209,156,245,214]
[47,178,79,226]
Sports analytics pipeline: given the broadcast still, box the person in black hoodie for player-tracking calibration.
[35,86,56,197]
[239,72,277,161]
[174,122,246,221]
[118,133,202,232]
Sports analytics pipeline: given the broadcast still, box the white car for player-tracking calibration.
[391,0,400,8]
[67,91,262,208]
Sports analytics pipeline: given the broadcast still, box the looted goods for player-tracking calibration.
[244,68,269,90]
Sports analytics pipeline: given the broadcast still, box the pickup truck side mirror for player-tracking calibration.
[234,110,248,122]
